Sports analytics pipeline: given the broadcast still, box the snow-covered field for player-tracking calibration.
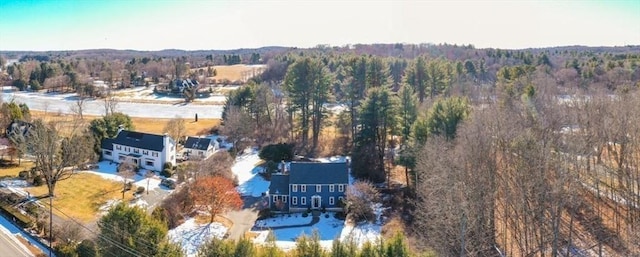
[168,218,228,257]
[1,88,224,118]
[231,149,269,197]
[111,86,228,103]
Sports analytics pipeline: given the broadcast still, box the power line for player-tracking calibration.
[41,200,146,257]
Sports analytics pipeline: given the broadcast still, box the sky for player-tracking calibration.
[0,0,638,51]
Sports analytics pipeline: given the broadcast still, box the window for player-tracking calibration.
[273,195,278,202]
[338,184,344,192]
[133,149,140,154]
[292,197,297,205]
[301,197,306,205]
[338,196,344,203]
[282,196,288,203]
[329,197,335,205]
[118,155,125,161]
[143,150,149,155]
[145,161,154,166]
[152,152,159,157]
[292,185,298,192]
[116,145,122,150]
[316,185,321,192]
[301,185,306,192]
[329,185,334,192]
[105,150,112,156]
[126,147,130,152]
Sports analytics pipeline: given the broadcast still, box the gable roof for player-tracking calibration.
[269,174,290,195]
[110,130,167,152]
[101,138,114,151]
[289,162,349,185]
[184,137,213,151]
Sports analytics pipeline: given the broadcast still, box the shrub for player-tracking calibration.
[31,175,44,186]
[135,186,145,195]
[18,170,29,179]
[124,182,133,191]
[161,163,174,178]
[302,212,309,218]
[257,208,271,220]
[259,143,294,162]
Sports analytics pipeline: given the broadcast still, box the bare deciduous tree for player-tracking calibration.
[345,181,380,222]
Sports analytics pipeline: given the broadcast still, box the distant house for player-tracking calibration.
[172,79,199,94]
[6,120,33,137]
[101,128,176,172]
[183,136,218,160]
[269,162,349,212]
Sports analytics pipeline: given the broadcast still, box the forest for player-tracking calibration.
[1,43,639,256]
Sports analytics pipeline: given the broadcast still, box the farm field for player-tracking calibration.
[30,110,220,136]
[191,64,266,83]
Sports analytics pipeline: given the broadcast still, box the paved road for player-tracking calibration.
[1,89,224,119]
[0,216,35,257]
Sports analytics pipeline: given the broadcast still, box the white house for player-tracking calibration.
[101,129,176,171]
[183,136,218,160]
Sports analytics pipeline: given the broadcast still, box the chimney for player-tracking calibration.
[117,125,124,135]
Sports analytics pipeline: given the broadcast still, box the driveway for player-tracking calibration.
[223,195,266,240]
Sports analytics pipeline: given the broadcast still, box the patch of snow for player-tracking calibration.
[231,151,269,197]
[82,161,166,192]
[252,213,345,250]
[168,218,228,257]
[0,214,53,256]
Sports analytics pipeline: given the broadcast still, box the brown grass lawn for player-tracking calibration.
[191,64,266,83]
[25,173,133,223]
[30,110,220,136]
[0,159,34,178]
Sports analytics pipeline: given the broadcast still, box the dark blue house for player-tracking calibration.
[269,162,349,212]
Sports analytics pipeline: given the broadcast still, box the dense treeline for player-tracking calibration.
[219,44,639,256]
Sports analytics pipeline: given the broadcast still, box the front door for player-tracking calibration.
[311,195,321,209]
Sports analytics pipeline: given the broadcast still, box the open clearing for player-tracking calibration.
[30,110,220,136]
[24,173,134,223]
[191,64,266,83]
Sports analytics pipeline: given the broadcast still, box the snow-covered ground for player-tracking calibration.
[252,213,344,250]
[168,218,228,257]
[231,149,269,197]
[0,214,53,257]
[1,88,224,118]
[84,161,165,191]
[111,85,228,103]
[252,211,383,250]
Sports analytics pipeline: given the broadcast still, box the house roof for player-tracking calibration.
[106,130,167,152]
[289,162,349,185]
[269,174,290,195]
[184,137,213,151]
[101,138,114,151]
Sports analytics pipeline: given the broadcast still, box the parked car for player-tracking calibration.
[160,178,177,189]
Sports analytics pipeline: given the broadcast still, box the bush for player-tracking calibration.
[31,175,44,186]
[124,182,133,191]
[257,208,271,220]
[161,163,174,178]
[135,186,145,195]
[18,170,29,179]
[259,143,294,162]
[302,212,309,218]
